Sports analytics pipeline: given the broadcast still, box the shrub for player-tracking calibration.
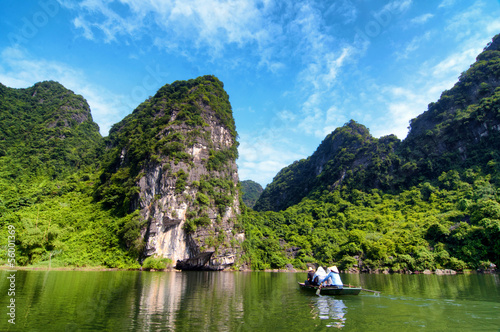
[183,219,197,233]
[447,257,467,271]
[339,255,357,270]
[175,169,188,193]
[196,193,210,206]
[194,214,211,227]
[142,256,173,270]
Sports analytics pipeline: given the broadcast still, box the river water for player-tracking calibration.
[0,270,499,331]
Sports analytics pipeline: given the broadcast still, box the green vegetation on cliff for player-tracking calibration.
[240,180,263,208]
[0,82,141,268]
[0,81,102,179]
[94,75,238,216]
[398,35,500,188]
[254,121,401,212]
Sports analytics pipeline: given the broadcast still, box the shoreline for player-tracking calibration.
[0,265,123,272]
[1,265,497,274]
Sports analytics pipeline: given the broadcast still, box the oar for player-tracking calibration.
[316,285,321,295]
[343,284,380,294]
[360,288,381,294]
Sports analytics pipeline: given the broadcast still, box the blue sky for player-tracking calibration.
[1,0,499,186]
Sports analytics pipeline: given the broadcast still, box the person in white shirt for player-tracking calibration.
[318,266,343,288]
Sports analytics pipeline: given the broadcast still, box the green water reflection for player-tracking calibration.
[0,270,498,331]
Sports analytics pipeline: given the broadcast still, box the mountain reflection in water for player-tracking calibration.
[312,297,347,328]
[138,271,243,331]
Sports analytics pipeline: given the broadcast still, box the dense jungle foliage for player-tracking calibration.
[242,171,500,271]
[0,82,142,268]
[240,180,263,208]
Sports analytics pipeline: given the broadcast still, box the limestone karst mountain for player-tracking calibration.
[94,75,243,270]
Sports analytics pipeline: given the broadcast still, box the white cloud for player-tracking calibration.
[0,46,127,135]
[364,85,426,139]
[323,47,351,88]
[486,20,500,35]
[277,110,296,122]
[320,106,347,137]
[289,2,356,138]
[60,0,284,67]
[431,48,480,78]
[396,31,433,59]
[73,16,94,40]
[385,100,426,139]
[380,0,413,15]
[438,0,456,9]
[410,13,434,25]
[444,2,500,42]
[325,0,358,24]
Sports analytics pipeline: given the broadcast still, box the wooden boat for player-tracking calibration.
[298,282,362,295]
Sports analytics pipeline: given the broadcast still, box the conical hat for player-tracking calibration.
[328,266,339,273]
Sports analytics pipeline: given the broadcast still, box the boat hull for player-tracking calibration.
[298,283,361,295]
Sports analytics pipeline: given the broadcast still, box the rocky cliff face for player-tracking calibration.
[97,76,243,270]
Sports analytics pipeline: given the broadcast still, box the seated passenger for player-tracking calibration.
[305,267,316,285]
[312,266,327,286]
[318,266,343,288]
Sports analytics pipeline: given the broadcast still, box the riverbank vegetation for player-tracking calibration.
[240,169,499,272]
[0,167,143,269]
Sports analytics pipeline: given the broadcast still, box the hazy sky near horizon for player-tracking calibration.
[1,0,499,186]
